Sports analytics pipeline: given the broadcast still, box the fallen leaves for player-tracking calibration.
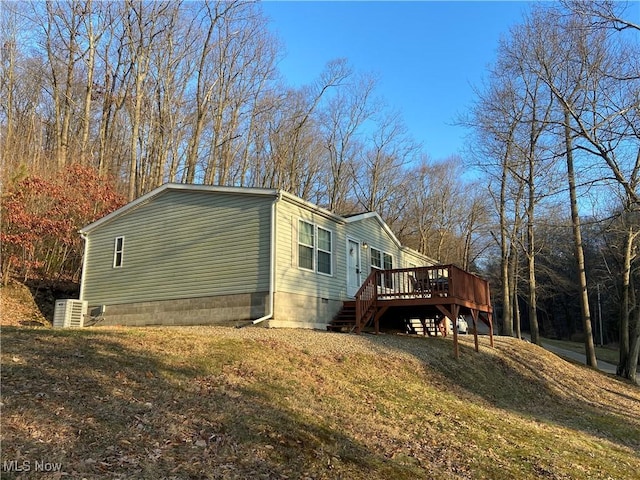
[1,324,639,480]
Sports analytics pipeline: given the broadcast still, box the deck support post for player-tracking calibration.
[420,317,427,336]
[470,309,479,352]
[436,304,461,359]
[451,304,460,359]
[488,313,494,347]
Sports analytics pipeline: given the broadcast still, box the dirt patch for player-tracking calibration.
[1,279,48,326]
[0,278,79,326]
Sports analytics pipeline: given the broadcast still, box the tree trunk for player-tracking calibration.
[628,281,640,384]
[510,240,521,340]
[128,70,144,201]
[527,161,540,346]
[617,225,637,378]
[564,109,597,367]
[500,149,513,336]
[81,1,97,163]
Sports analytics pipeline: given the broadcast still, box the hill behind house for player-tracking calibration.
[1,322,639,480]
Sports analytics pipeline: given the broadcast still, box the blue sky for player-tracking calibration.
[261,1,533,161]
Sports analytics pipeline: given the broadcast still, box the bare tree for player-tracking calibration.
[465,73,528,336]
[121,0,177,200]
[41,0,86,169]
[317,67,375,212]
[182,1,246,184]
[353,109,418,222]
[0,3,41,172]
[495,14,564,346]
[402,157,485,267]
[562,0,640,34]
[94,2,129,177]
[78,0,105,163]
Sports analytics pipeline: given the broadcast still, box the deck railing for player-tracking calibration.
[354,265,492,332]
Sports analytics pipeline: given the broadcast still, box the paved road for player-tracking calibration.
[539,341,617,374]
[535,339,639,382]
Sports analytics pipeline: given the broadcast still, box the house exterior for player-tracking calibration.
[79,183,435,329]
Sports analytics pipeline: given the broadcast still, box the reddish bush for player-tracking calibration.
[1,164,126,284]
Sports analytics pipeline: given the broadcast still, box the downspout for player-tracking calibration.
[79,232,89,301]
[240,192,279,327]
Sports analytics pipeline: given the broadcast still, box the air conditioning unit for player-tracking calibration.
[53,299,87,328]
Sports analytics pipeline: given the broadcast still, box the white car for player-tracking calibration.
[447,316,469,334]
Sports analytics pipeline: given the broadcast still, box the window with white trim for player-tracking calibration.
[370,247,393,288]
[317,227,332,275]
[298,220,314,271]
[113,236,124,268]
[298,220,333,275]
[383,252,393,271]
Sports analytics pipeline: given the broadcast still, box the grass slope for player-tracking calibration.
[1,326,639,480]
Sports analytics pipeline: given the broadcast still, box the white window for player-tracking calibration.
[298,220,314,271]
[298,220,333,275]
[370,247,393,288]
[317,227,332,275]
[383,252,393,271]
[371,248,382,270]
[113,236,124,268]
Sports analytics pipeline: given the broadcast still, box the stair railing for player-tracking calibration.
[354,269,379,333]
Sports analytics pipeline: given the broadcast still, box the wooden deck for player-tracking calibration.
[352,265,494,357]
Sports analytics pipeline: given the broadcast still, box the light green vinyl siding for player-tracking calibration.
[347,216,433,280]
[274,202,432,301]
[275,200,347,300]
[83,190,272,305]
[346,217,400,277]
[401,248,434,268]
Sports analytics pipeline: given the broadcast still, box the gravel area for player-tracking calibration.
[157,325,488,365]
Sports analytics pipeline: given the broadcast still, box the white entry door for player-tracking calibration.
[347,239,361,297]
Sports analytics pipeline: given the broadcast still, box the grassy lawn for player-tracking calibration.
[1,326,639,479]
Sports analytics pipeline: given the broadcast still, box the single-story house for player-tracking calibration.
[79,183,436,328]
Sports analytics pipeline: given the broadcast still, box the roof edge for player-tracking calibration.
[79,185,425,264]
[345,211,402,248]
[278,191,346,224]
[346,212,435,264]
[79,183,279,234]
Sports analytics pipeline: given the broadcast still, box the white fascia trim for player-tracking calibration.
[346,212,436,265]
[345,211,402,248]
[279,191,346,224]
[79,233,89,301]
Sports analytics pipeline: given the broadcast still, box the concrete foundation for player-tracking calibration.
[269,291,343,330]
[86,292,268,327]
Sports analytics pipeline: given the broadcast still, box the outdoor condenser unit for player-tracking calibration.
[53,299,87,328]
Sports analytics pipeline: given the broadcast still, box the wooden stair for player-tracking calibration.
[405,317,446,336]
[327,301,357,332]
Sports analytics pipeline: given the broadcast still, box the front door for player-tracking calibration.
[347,239,361,297]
